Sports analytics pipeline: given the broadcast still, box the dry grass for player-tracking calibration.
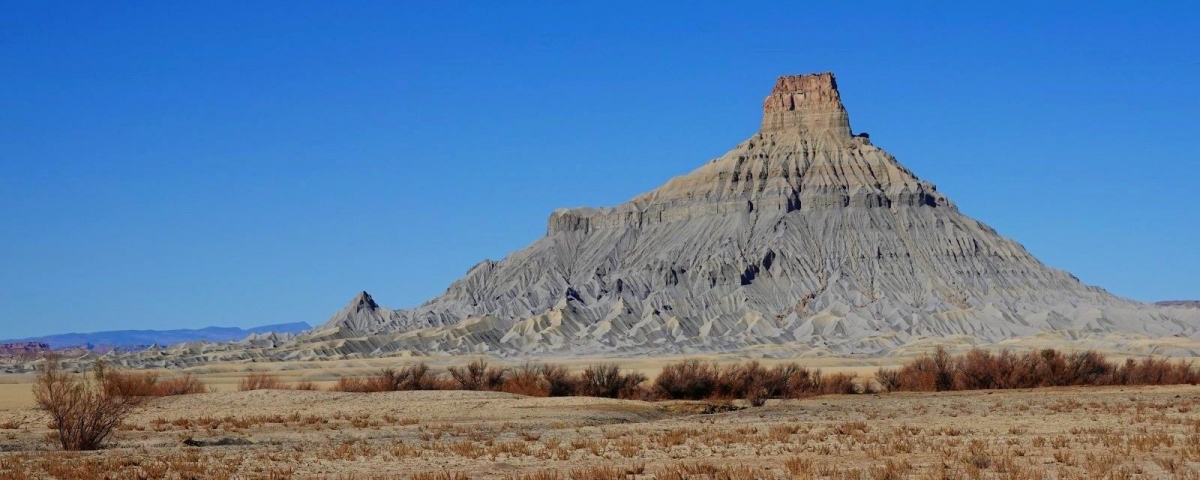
[13,349,1200,477]
[411,473,469,480]
[5,383,1200,478]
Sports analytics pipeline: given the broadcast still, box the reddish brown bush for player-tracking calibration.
[887,348,1200,392]
[894,355,939,391]
[654,360,718,400]
[154,374,207,396]
[539,364,578,397]
[448,359,507,391]
[332,376,374,393]
[98,369,159,397]
[933,346,956,391]
[579,364,646,399]
[654,360,827,401]
[238,372,286,391]
[818,372,860,395]
[499,364,549,397]
[292,349,1200,402]
[1119,357,1200,385]
[770,363,821,398]
[381,364,444,391]
[35,358,141,451]
[332,364,447,392]
[712,361,766,400]
[97,364,207,397]
[954,348,1001,390]
[874,368,901,393]
[1066,350,1114,385]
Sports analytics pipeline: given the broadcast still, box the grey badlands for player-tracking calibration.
[97,73,1200,368]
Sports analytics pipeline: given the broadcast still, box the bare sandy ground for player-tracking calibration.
[2,378,1199,479]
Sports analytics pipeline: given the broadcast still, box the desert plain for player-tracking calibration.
[2,356,1199,480]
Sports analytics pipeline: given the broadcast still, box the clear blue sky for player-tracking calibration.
[2,2,1197,338]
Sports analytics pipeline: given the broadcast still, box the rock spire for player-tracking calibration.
[761,72,852,138]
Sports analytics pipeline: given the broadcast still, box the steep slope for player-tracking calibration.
[299,72,1197,357]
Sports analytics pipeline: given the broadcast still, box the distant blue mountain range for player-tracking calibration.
[2,322,311,349]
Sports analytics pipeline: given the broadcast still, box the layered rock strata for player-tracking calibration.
[72,72,1200,367]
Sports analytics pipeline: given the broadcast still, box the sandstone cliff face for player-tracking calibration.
[760,72,853,136]
[72,73,1200,368]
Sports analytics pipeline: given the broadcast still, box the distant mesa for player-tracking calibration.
[2,322,311,351]
[0,342,51,358]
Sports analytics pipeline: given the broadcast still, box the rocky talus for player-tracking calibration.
[71,72,1198,369]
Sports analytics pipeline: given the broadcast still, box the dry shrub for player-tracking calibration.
[953,348,1001,390]
[34,357,141,451]
[1067,350,1114,385]
[292,381,318,391]
[875,368,901,393]
[654,359,718,400]
[333,363,446,392]
[889,347,1200,392]
[1117,357,1200,385]
[713,361,767,400]
[819,372,860,395]
[500,364,549,397]
[932,346,956,391]
[333,376,368,393]
[894,350,943,392]
[238,372,286,391]
[155,374,207,395]
[578,364,646,399]
[540,364,578,397]
[655,360,826,401]
[448,359,507,391]
[373,364,443,391]
[765,363,821,398]
[99,365,206,397]
[98,368,159,397]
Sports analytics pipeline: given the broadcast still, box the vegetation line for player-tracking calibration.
[33,348,1198,451]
